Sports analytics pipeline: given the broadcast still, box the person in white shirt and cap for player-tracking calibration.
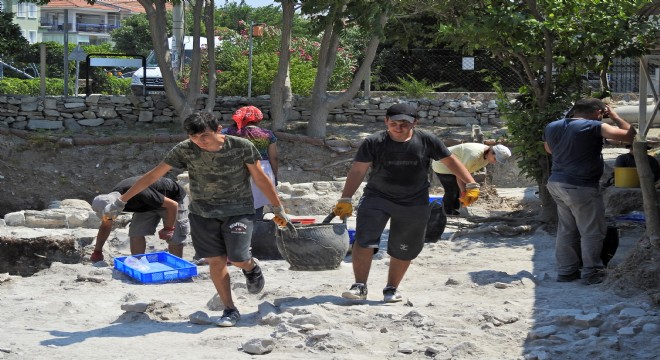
[431,143,511,215]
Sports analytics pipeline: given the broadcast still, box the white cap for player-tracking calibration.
[492,145,512,164]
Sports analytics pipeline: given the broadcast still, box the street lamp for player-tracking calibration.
[247,22,264,98]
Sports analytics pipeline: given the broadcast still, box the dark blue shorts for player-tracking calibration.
[189,212,254,262]
[355,196,430,261]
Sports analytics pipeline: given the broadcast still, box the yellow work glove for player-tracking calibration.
[272,206,291,227]
[459,183,480,207]
[333,198,353,220]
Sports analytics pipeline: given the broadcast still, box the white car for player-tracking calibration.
[131,36,212,96]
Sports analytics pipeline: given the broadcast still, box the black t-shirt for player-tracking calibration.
[355,129,451,205]
[112,176,186,213]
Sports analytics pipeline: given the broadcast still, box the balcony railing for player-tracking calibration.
[39,22,119,34]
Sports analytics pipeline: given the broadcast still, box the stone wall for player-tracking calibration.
[0,93,502,131]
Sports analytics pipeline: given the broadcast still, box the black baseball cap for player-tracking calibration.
[386,103,417,123]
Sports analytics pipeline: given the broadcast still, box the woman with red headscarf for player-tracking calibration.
[222,106,279,219]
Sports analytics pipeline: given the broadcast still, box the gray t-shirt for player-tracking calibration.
[164,136,262,218]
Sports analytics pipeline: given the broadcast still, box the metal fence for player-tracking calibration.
[371,49,524,92]
[371,48,646,94]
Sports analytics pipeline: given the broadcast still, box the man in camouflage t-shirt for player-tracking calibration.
[100,111,291,327]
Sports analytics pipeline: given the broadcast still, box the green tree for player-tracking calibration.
[0,11,29,63]
[111,14,161,57]
[426,0,660,221]
[296,0,393,138]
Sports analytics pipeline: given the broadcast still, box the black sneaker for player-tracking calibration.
[342,283,368,300]
[216,308,241,327]
[243,259,265,294]
[556,271,581,282]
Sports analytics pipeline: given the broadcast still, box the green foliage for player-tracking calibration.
[215,53,317,96]
[0,75,129,96]
[103,76,132,95]
[214,2,306,34]
[111,14,157,57]
[0,11,29,59]
[430,0,660,186]
[494,83,574,183]
[384,74,448,99]
[0,78,70,96]
[186,24,356,96]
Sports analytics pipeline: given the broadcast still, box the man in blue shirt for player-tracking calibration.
[543,98,635,285]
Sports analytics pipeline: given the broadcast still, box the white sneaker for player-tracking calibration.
[342,283,368,300]
[383,286,402,303]
[216,308,241,327]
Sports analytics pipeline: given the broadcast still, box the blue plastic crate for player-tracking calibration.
[429,195,443,204]
[114,252,197,283]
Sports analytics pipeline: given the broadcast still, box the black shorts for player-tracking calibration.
[355,196,430,261]
[189,212,254,262]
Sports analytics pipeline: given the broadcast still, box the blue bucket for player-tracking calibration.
[429,195,443,204]
[347,229,356,244]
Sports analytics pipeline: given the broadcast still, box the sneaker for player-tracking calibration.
[582,271,606,285]
[90,250,104,262]
[242,259,265,294]
[342,283,368,300]
[383,286,403,303]
[216,308,241,327]
[556,271,581,282]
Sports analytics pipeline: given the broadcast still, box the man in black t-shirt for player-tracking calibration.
[333,103,481,303]
[90,176,189,262]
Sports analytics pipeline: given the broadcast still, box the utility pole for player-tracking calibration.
[172,3,184,79]
[63,9,69,97]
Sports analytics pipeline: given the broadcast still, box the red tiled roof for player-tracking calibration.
[42,0,118,12]
[42,0,175,15]
[99,0,174,14]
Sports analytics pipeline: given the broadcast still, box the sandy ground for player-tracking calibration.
[0,196,658,360]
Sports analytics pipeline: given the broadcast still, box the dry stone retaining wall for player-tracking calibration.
[0,93,503,131]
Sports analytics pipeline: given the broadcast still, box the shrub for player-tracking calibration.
[216,52,318,96]
[0,78,69,95]
[0,76,129,96]
[211,24,356,96]
[384,74,448,99]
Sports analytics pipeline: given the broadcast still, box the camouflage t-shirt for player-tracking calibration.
[163,136,262,218]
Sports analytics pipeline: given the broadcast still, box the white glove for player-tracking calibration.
[104,198,127,220]
[272,206,291,227]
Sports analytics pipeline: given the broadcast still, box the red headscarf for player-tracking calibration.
[232,106,263,130]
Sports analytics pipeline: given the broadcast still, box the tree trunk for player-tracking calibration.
[633,140,660,248]
[537,153,557,223]
[306,13,387,138]
[183,0,204,115]
[270,0,295,131]
[204,0,217,113]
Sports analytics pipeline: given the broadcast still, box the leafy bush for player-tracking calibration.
[384,74,448,98]
[0,78,70,95]
[0,76,129,96]
[210,24,356,96]
[103,76,132,95]
[215,52,317,96]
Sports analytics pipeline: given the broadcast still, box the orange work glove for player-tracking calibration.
[459,183,480,206]
[272,206,291,227]
[333,198,353,219]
